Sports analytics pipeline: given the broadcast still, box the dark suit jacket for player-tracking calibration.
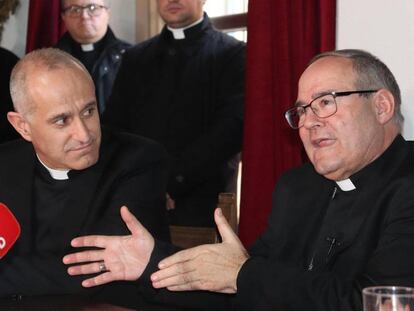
[0,47,19,143]
[139,135,414,311]
[236,135,414,311]
[104,14,245,226]
[0,129,169,309]
[56,28,131,114]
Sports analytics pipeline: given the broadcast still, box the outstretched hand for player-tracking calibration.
[63,206,154,287]
[151,208,249,294]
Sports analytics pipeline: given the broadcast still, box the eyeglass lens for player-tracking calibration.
[287,94,337,128]
[65,4,105,17]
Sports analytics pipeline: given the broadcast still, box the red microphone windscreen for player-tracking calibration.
[0,202,20,259]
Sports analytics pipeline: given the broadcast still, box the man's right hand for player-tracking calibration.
[63,206,154,287]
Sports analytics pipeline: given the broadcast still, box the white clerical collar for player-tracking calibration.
[167,16,204,40]
[335,179,356,191]
[36,155,70,180]
[81,43,94,52]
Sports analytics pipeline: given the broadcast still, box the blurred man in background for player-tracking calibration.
[104,0,245,228]
[57,0,130,114]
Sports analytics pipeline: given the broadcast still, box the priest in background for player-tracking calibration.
[56,0,130,114]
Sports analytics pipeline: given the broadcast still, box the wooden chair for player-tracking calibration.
[169,192,238,249]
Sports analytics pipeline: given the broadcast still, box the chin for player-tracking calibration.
[70,156,99,171]
[314,161,344,180]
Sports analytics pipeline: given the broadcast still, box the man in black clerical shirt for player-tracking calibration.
[0,47,19,143]
[64,49,414,311]
[56,0,130,114]
[0,48,170,310]
[103,0,245,227]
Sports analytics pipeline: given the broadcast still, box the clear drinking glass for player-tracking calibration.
[363,286,414,311]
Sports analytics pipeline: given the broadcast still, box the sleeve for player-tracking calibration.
[234,178,414,311]
[167,41,246,199]
[106,141,170,242]
[0,254,91,298]
[102,48,137,130]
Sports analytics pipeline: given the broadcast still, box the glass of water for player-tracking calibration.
[363,286,414,311]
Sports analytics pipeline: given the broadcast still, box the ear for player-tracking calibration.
[7,111,33,142]
[372,89,395,125]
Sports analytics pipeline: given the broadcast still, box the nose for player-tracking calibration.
[72,118,91,143]
[301,108,323,129]
[80,8,90,18]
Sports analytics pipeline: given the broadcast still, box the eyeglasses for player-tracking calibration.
[284,90,379,129]
[62,4,108,18]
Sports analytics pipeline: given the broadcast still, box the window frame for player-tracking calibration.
[210,12,247,32]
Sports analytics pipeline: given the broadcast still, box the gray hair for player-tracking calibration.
[309,49,403,128]
[10,48,92,116]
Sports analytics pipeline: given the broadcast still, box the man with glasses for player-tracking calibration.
[57,0,130,114]
[64,49,414,310]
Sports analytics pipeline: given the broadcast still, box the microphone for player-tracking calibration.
[0,203,20,259]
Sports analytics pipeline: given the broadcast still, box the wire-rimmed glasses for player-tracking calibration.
[62,4,108,18]
[284,90,379,129]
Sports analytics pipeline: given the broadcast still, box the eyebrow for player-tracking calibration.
[47,101,97,124]
[294,89,336,107]
[81,101,97,113]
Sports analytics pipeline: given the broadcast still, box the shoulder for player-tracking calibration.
[124,35,160,58]
[109,37,132,54]
[201,27,245,64]
[101,128,167,167]
[0,139,30,156]
[204,19,245,50]
[55,32,73,51]
[0,139,33,169]
[277,162,323,189]
[0,47,19,64]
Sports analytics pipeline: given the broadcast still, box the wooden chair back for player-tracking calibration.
[169,192,237,249]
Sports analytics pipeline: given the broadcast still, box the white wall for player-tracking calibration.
[1,0,29,57]
[106,0,136,43]
[0,0,136,58]
[337,0,414,139]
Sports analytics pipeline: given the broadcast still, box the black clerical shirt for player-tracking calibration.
[33,160,72,253]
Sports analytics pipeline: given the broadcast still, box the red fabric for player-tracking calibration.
[239,0,336,247]
[26,0,66,52]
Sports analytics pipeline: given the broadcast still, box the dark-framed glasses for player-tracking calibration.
[62,4,108,17]
[284,90,379,129]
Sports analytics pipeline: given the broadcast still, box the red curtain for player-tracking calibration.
[239,0,336,247]
[26,0,65,52]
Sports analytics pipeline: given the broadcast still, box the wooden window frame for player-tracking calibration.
[211,13,247,32]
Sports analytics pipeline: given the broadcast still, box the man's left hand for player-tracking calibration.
[151,208,249,294]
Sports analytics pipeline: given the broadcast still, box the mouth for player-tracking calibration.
[311,137,336,148]
[166,4,182,13]
[69,141,94,152]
